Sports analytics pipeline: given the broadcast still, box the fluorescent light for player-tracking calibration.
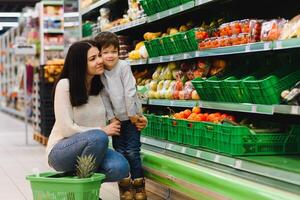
[0,22,19,27]
[0,12,21,17]
[64,12,79,18]
[0,26,2,31]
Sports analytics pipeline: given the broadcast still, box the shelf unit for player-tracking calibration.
[38,0,64,65]
[81,0,300,199]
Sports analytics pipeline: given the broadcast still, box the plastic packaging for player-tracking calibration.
[261,19,287,41]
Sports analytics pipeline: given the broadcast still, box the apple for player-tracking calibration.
[149,80,158,91]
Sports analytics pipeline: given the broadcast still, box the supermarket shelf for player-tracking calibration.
[148,42,272,64]
[273,38,300,50]
[145,99,300,115]
[128,59,147,66]
[108,17,147,33]
[147,1,195,23]
[195,0,215,6]
[44,45,64,51]
[141,136,300,186]
[80,0,110,16]
[43,29,64,34]
[42,0,64,6]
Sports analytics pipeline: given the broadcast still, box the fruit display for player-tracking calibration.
[44,34,64,46]
[128,41,148,60]
[261,19,287,41]
[43,59,64,83]
[171,107,236,124]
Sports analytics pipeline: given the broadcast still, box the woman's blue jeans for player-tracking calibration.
[48,129,130,182]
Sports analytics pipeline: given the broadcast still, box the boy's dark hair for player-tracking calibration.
[53,40,104,107]
[95,31,120,51]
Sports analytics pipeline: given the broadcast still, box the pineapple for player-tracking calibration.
[75,155,96,178]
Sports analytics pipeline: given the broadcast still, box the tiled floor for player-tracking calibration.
[0,111,121,200]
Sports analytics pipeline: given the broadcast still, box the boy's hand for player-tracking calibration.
[135,115,148,131]
[109,117,119,124]
[102,121,120,136]
[129,115,139,124]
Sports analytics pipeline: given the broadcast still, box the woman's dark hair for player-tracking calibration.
[53,40,104,107]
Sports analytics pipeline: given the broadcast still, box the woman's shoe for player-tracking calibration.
[118,176,134,200]
[132,178,147,200]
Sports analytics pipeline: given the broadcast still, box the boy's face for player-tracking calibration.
[101,45,119,70]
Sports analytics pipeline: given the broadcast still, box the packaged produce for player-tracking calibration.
[280,14,300,39]
[219,23,232,37]
[261,19,287,41]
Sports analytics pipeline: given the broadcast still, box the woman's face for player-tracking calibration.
[87,46,104,76]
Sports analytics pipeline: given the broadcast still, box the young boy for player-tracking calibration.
[95,32,147,200]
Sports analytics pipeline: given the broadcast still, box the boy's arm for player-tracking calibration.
[121,62,139,122]
[101,88,116,121]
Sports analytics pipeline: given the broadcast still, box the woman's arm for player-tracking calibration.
[54,79,101,137]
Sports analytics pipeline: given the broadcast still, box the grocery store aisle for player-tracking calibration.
[0,112,120,200]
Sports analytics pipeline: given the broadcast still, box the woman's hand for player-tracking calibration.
[102,120,121,136]
[135,115,148,131]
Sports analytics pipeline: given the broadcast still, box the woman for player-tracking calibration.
[46,40,144,182]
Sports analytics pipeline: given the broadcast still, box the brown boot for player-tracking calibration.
[132,178,147,200]
[118,176,134,200]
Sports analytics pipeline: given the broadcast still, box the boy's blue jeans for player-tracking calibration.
[112,120,144,179]
[48,129,130,182]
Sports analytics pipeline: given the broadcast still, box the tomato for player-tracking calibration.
[183,109,192,119]
[192,106,201,114]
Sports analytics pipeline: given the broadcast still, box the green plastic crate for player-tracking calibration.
[166,0,182,9]
[26,172,105,200]
[162,35,179,55]
[139,0,153,16]
[191,77,211,101]
[206,76,228,102]
[149,38,167,56]
[180,0,194,3]
[167,119,183,143]
[144,41,156,58]
[142,114,153,136]
[185,28,198,51]
[201,122,219,150]
[223,76,253,103]
[173,32,190,53]
[243,68,300,104]
[217,124,300,156]
[182,121,203,147]
[156,0,169,12]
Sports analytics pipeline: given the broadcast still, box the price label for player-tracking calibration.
[159,56,163,62]
[197,0,203,5]
[251,105,257,113]
[183,54,188,59]
[179,5,184,11]
[141,137,146,143]
[181,147,187,154]
[196,150,202,157]
[166,143,173,150]
[169,55,174,61]
[291,106,299,115]
[264,42,270,50]
[170,100,174,106]
[214,155,220,163]
[168,9,172,15]
[235,160,242,169]
[195,51,200,57]
[157,13,161,19]
[245,44,251,52]
[276,41,282,49]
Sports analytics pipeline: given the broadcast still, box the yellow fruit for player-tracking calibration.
[169,28,179,35]
[179,25,188,32]
[135,41,145,50]
[129,50,141,60]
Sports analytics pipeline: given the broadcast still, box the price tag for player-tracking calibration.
[168,9,172,15]
[251,105,257,113]
[235,160,242,169]
[169,55,174,61]
[181,147,187,154]
[179,5,184,11]
[166,143,173,150]
[263,42,270,50]
[196,150,202,157]
[170,100,174,106]
[198,101,203,107]
[214,155,220,163]
[291,106,299,115]
[197,0,203,5]
[276,41,282,49]
[183,54,188,59]
[141,137,146,143]
[157,13,161,19]
[245,44,251,52]
[195,51,200,57]
[159,56,163,62]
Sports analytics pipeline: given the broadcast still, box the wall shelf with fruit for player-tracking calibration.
[80,0,300,198]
